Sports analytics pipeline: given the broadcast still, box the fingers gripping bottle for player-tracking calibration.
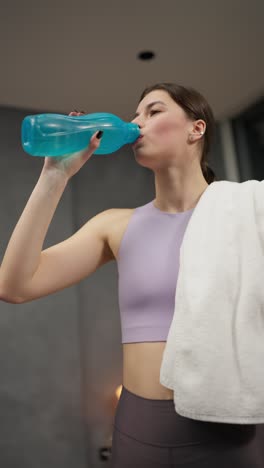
[21,112,140,157]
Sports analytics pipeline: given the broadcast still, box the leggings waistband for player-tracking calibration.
[113,385,254,447]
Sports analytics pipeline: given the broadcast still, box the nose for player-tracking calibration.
[131,116,143,129]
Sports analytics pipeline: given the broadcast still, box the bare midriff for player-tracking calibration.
[123,342,174,400]
[107,208,174,401]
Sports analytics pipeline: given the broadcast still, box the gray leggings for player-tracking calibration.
[111,385,261,467]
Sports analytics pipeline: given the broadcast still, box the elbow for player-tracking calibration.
[0,288,25,304]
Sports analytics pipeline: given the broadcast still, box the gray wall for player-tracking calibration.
[0,107,88,467]
[0,106,263,468]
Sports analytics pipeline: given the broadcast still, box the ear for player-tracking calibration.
[190,119,206,136]
[188,119,206,142]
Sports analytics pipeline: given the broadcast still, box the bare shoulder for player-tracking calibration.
[103,207,136,261]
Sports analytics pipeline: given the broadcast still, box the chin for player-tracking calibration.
[134,153,161,171]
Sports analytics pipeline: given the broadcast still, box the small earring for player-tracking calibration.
[189,132,204,137]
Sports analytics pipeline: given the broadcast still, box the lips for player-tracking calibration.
[133,135,143,146]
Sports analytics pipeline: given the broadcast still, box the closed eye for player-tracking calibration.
[149,109,161,116]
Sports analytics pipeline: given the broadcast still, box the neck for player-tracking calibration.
[153,165,209,213]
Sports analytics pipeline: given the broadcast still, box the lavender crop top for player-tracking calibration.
[117,200,194,343]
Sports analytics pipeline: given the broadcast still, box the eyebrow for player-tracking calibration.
[133,100,167,119]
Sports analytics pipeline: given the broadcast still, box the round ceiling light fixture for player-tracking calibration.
[137,51,156,61]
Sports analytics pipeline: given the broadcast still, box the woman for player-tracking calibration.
[0,83,260,467]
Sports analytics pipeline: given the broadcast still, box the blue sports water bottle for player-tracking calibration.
[21,112,140,157]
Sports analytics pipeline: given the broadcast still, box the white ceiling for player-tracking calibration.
[1,0,263,121]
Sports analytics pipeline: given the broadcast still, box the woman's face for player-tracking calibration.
[131,89,196,169]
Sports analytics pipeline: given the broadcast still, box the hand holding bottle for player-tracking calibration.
[42,111,103,180]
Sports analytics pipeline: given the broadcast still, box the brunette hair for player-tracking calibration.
[139,83,217,184]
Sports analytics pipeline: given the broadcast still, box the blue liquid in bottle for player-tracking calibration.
[21,112,140,157]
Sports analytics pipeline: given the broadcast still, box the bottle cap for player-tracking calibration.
[126,123,141,143]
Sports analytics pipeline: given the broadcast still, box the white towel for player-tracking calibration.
[160,180,264,424]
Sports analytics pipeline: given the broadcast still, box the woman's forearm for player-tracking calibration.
[0,168,68,298]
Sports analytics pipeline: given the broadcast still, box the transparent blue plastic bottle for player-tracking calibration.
[21,112,140,157]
